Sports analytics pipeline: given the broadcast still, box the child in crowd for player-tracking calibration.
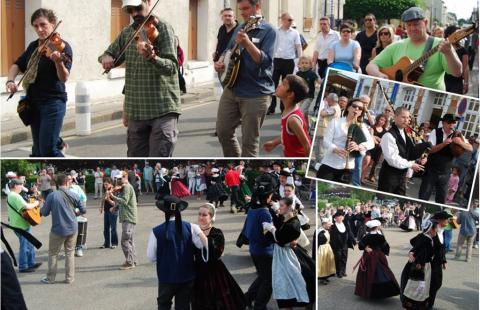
[446,166,460,203]
[296,56,320,127]
[263,75,311,157]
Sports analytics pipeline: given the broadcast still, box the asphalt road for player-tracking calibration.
[1,192,315,310]
[1,97,285,158]
[317,227,479,310]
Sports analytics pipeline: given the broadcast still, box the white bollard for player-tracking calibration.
[75,81,91,136]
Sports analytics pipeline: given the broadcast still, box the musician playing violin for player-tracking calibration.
[366,7,462,91]
[419,113,472,204]
[214,0,276,157]
[99,0,180,157]
[5,9,72,157]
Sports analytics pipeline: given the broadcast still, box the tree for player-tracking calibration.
[1,160,39,178]
[344,0,417,23]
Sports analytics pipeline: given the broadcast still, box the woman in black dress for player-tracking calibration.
[354,220,399,299]
[400,220,438,309]
[206,168,228,208]
[191,203,246,310]
[264,197,315,309]
[155,168,171,200]
[361,114,388,184]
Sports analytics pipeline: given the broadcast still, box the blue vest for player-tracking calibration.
[152,221,195,284]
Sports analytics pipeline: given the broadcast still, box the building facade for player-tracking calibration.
[355,76,480,138]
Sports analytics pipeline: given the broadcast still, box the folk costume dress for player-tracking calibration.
[171,173,190,198]
[400,233,435,309]
[206,175,228,206]
[354,232,400,299]
[269,216,314,308]
[317,228,336,279]
[192,227,246,310]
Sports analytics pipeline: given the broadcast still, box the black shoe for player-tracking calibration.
[342,272,347,277]
[19,268,35,273]
[336,274,343,278]
[30,262,42,270]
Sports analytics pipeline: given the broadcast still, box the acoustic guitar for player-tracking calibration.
[220,15,263,88]
[379,24,477,84]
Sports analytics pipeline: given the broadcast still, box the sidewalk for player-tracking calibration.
[1,83,215,145]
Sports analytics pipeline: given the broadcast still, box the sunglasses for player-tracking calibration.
[379,32,390,36]
[351,104,363,110]
[126,4,143,14]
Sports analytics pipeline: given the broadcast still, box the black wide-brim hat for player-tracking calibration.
[156,195,188,213]
[440,113,460,123]
[279,170,291,177]
[333,211,345,218]
[431,210,453,220]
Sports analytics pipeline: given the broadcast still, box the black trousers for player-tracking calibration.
[316,164,345,183]
[246,255,273,310]
[230,185,241,209]
[157,280,194,310]
[332,247,348,276]
[1,252,28,310]
[269,58,295,113]
[419,170,450,204]
[317,59,329,79]
[377,165,407,195]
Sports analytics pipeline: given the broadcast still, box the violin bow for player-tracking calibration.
[7,20,63,101]
[103,0,161,74]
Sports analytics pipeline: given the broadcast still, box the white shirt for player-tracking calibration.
[110,169,120,180]
[321,117,374,170]
[335,222,346,233]
[380,128,414,170]
[146,219,205,263]
[429,128,467,146]
[274,27,301,59]
[314,29,340,60]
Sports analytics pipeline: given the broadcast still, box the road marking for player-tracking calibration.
[64,100,217,139]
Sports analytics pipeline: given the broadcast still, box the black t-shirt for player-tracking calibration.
[356,30,377,72]
[444,46,467,94]
[214,23,240,61]
[15,39,73,101]
[296,69,318,98]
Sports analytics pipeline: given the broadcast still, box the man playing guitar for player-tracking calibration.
[214,0,276,157]
[366,7,462,91]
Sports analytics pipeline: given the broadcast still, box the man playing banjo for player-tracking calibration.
[214,0,276,157]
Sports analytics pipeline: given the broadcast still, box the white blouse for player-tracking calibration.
[321,117,374,170]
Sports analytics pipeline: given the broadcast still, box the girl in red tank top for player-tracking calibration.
[263,75,312,157]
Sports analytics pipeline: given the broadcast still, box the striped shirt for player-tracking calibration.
[99,17,181,120]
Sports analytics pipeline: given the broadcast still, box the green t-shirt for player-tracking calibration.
[7,192,30,230]
[372,37,450,90]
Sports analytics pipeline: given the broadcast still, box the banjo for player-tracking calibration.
[220,15,263,88]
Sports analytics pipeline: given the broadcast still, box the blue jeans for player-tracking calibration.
[30,98,66,157]
[444,229,453,251]
[14,227,36,270]
[353,155,364,186]
[103,210,118,247]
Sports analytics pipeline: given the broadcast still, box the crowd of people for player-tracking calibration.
[2,160,317,309]
[313,92,479,206]
[317,199,479,309]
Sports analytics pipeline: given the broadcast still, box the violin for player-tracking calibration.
[448,131,466,158]
[39,32,71,64]
[135,16,159,60]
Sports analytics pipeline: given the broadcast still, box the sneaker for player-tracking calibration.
[110,245,117,249]
[41,278,55,284]
[474,244,478,249]
[63,279,74,284]
[119,263,135,270]
[75,249,83,257]
[19,268,35,273]
[230,206,237,214]
[100,245,106,249]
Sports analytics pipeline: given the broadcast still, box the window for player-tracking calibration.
[462,113,478,137]
[432,93,446,106]
[403,88,415,102]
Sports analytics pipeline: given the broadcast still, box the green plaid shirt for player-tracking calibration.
[99,17,181,120]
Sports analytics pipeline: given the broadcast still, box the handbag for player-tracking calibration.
[17,96,35,126]
[6,198,41,226]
